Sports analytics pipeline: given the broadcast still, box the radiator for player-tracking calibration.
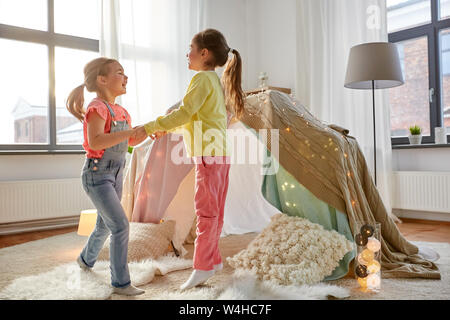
[0,178,94,224]
[392,171,450,213]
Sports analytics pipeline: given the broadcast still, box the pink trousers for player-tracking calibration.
[192,156,231,271]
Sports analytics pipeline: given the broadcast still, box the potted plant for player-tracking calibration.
[408,125,422,145]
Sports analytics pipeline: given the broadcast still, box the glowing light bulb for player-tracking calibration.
[357,253,369,266]
[361,249,374,263]
[366,273,381,289]
[357,277,368,288]
[367,260,381,274]
[367,237,381,252]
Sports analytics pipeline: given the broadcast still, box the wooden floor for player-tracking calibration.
[0,218,449,249]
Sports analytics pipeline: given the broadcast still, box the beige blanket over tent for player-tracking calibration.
[239,90,440,279]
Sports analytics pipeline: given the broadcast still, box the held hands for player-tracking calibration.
[131,126,148,141]
[131,126,167,141]
[153,131,167,139]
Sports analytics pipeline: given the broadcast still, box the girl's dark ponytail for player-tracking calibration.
[222,48,244,119]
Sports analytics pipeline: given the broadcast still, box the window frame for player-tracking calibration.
[389,0,450,145]
[0,0,98,152]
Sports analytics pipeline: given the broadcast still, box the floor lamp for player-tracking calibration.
[344,42,404,186]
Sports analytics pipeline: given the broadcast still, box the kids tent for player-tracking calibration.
[121,90,440,280]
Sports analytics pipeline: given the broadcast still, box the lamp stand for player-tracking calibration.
[372,80,377,186]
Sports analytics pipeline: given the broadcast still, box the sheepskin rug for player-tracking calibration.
[0,229,351,300]
[0,254,192,300]
[156,269,350,300]
[227,213,355,285]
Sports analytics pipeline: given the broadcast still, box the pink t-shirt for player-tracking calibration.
[83,98,132,159]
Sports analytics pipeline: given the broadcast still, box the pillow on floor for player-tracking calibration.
[97,221,175,262]
[226,213,354,286]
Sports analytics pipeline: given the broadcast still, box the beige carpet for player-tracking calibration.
[0,231,448,300]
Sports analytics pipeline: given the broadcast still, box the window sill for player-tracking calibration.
[0,150,86,156]
[392,143,450,150]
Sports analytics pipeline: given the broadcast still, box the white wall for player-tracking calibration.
[245,0,297,91]
[0,154,85,181]
[392,148,450,172]
[204,0,296,91]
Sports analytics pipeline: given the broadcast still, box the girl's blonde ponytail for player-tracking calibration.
[66,84,86,122]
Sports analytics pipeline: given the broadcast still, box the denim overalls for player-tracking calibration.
[78,101,131,289]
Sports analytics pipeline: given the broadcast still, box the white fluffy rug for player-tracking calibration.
[156,269,350,300]
[0,254,192,300]
[0,254,349,301]
[0,231,448,300]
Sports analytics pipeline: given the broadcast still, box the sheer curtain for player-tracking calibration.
[295,0,398,220]
[100,0,206,124]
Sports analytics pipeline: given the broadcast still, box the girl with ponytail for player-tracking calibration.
[66,57,149,296]
[134,28,244,290]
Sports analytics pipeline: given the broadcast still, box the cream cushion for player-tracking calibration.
[227,213,354,285]
[98,221,175,262]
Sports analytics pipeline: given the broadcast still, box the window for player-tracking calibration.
[389,37,431,137]
[387,0,432,33]
[441,28,450,131]
[388,0,450,145]
[440,0,450,20]
[0,0,100,152]
[0,0,47,31]
[0,38,49,144]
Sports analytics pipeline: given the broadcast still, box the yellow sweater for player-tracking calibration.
[144,71,229,157]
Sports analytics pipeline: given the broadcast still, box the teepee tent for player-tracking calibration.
[121,90,440,280]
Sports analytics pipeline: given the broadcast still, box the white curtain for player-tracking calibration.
[100,0,206,124]
[295,0,397,220]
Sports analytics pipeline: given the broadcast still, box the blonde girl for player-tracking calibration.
[66,57,149,296]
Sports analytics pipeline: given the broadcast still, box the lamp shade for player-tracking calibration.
[344,42,404,90]
[77,209,97,236]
